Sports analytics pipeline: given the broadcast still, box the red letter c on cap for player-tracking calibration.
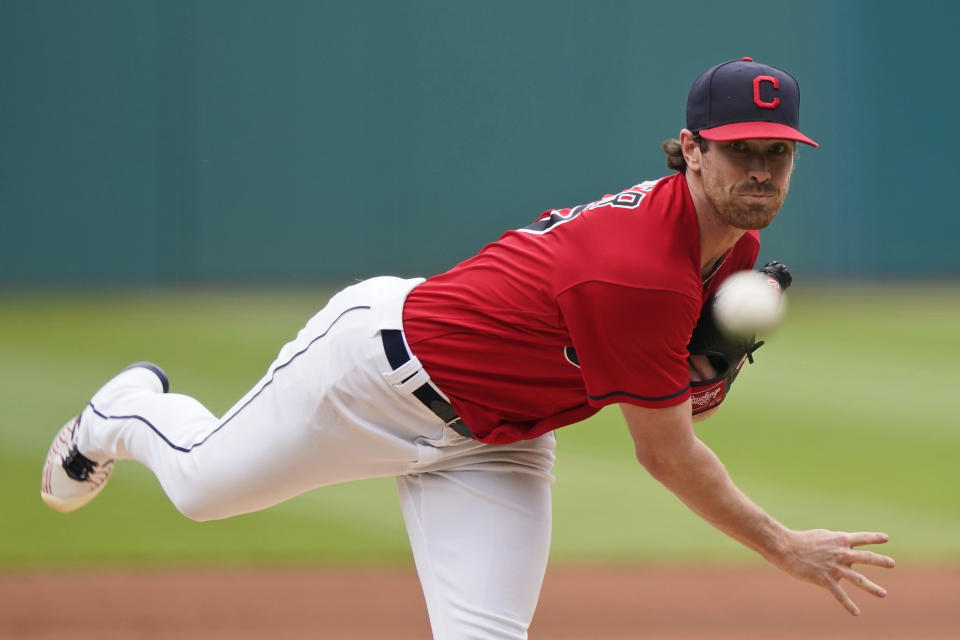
[753,75,780,109]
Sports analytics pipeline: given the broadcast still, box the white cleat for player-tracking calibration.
[40,362,169,513]
[41,416,115,513]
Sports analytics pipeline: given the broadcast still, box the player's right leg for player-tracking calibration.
[40,276,435,521]
[41,363,168,513]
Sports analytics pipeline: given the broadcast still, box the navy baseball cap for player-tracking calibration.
[686,57,818,148]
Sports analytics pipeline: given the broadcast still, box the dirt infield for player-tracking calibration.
[3,566,956,639]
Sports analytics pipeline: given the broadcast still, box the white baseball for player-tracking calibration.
[712,270,786,336]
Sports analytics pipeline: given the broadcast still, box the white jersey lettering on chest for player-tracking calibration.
[517,179,662,236]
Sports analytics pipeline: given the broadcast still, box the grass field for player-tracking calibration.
[2,283,958,569]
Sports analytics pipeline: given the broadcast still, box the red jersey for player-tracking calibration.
[402,172,759,444]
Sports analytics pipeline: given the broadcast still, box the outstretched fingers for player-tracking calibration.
[844,548,896,569]
[839,566,888,598]
[827,579,860,616]
[847,531,890,547]
[790,529,895,616]
[836,531,894,611]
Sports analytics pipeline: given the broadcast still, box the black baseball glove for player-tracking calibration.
[688,261,791,415]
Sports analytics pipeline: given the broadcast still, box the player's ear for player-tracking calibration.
[680,129,704,172]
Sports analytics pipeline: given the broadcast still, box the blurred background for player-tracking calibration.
[4,0,959,283]
[1,0,958,575]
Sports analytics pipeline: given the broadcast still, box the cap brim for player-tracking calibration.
[699,122,819,148]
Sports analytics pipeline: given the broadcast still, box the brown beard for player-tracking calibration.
[710,181,786,230]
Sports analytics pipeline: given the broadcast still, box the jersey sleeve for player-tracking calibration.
[556,281,699,409]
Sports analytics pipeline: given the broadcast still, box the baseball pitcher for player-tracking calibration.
[41,57,894,638]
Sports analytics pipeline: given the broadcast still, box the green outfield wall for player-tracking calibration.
[3,0,957,283]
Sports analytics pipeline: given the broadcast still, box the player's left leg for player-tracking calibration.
[396,432,556,640]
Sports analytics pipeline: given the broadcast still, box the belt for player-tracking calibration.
[380,329,473,439]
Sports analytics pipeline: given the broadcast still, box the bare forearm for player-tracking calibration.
[622,401,893,615]
[642,435,788,564]
[639,433,895,614]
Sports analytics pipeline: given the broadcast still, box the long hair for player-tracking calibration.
[662,135,708,172]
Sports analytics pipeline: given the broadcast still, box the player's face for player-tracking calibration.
[699,139,795,230]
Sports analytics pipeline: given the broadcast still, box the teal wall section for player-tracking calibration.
[2,1,957,283]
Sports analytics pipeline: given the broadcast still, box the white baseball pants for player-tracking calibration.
[78,276,557,640]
